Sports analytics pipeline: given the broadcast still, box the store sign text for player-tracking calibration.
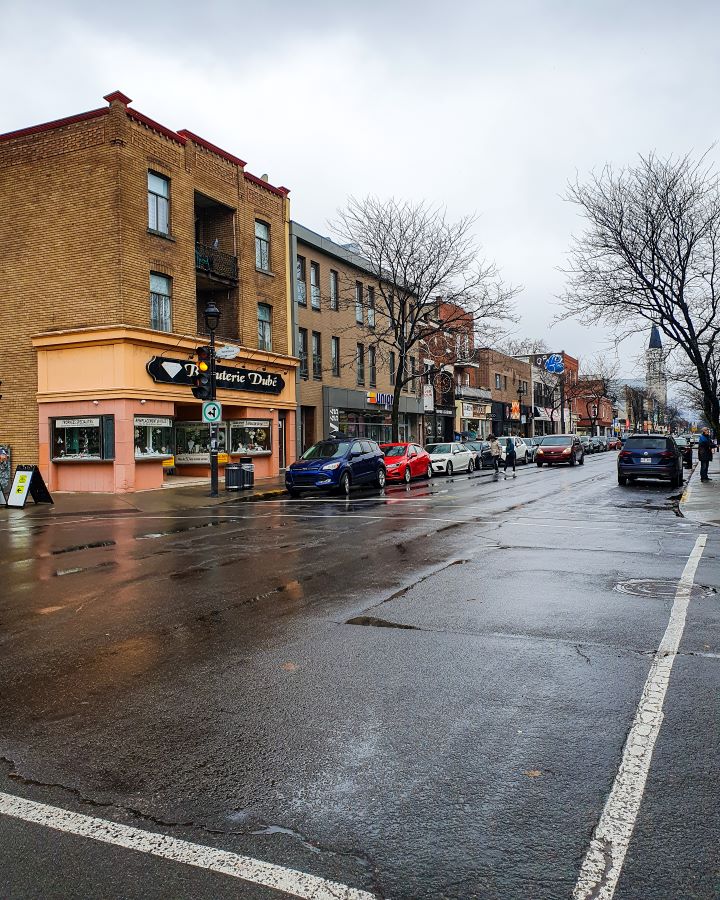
[147,357,285,395]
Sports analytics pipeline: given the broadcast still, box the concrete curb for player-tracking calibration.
[679,460,720,527]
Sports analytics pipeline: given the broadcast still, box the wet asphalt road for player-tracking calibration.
[0,453,718,899]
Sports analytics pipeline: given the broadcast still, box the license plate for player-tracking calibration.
[640,458,652,464]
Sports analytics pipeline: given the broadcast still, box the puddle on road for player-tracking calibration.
[614,579,716,599]
[346,615,420,630]
[51,540,117,555]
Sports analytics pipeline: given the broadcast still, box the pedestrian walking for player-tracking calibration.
[504,433,517,479]
[698,426,713,481]
[489,434,502,478]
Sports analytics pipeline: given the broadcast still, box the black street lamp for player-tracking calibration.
[204,301,221,497]
[517,383,526,435]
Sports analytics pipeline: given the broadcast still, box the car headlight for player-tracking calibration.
[562,447,571,454]
[322,461,341,470]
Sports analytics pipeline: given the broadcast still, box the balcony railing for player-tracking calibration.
[455,385,491,401]
[195,242,238,282]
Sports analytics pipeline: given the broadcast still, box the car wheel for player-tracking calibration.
[675,470,684,488]
[467,458,474,473]
[618,474,627,485]
[426,464,432,479]
[403,466,411,484]
[536,461,543,467]
[376,468,386,489]
[579,453,584,465]
[339,471,351,495]
[446,461,453,476]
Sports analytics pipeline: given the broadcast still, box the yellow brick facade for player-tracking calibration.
[0,92,295,481]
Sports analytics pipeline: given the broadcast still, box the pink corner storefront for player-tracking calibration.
[33,327,298,493]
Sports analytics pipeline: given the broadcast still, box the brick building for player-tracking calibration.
[0,91,298,492]
[290,223,424,450]
[456,349,531,437]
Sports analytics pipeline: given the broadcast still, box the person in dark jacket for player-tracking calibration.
[698,427,713,481]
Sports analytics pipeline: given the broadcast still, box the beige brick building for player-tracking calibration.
[0,91,298,492]
[290,223,424,451]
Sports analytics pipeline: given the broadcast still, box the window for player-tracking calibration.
[310,262,321,309]
[331,336,340,376]
[410,356,417,385]
[255,220,270,271]
[330,270,339,310]
[150,273,172,332]
[52,415,115,461]
[298,328,308,378]
[369,346,377,386]
[356,343,365,385]
[296,256,307,305]
[175,422,227,463]
[148,172,170,234]
[495,373,502,389]
[312,331,322,379]
[504,375,508,390]
[258,303,272,351]
[367,286,375,328]
[390,351,396,385]
[355,282,363,323]
[134,416,174,459]
[230,419,272,455]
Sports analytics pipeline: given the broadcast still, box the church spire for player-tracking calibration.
[649,323,662,349]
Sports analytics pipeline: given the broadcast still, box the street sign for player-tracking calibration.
[202,401,223,424]
[215,344,241,360]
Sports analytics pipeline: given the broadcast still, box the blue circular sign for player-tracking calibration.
[545,354,565,374]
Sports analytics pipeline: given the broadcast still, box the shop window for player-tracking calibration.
[312,331,322,379]
[296,256,307,305]
[52,416,115,461]
[298,327,308,378]
[310,262,321,309]
[175,422,227,464]
[258,303,272,351]
[330,270,339,310]
[230,420,272,455]
[369,345,377,387]
[255,220,270,271]
[134,416,174,459]
[495,373,502,390]
[331,336,340,376]
[148,171,170,235]
[150,273,172,332]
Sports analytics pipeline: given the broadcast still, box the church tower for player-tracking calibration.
[646,323,667,410]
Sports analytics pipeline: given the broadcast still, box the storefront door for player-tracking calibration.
[278,412,287,469]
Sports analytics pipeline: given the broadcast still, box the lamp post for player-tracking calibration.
[516,383,526,436]
[204,300,221,497]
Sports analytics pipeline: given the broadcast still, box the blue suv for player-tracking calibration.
[286,438,387,498]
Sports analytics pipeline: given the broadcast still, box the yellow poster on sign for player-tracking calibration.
[218,453,229,464]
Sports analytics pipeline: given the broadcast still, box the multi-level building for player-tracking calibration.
[290,223,424,450]
[0,91,298,492]
[457,349,532,436]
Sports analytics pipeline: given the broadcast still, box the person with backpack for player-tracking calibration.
[489,434,502,479]
[504,433,517,479]
[698,427,713,482]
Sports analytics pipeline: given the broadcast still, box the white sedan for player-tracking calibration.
[426,442,474,476]
[497,437,529,464]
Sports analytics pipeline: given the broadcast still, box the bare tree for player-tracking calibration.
[562,151,720,434]
[576,354,620,434]
[500,337,549,357]
[333,197,518,439]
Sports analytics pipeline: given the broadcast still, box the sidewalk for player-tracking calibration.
[1,475,288,519]
[680,454,720,526]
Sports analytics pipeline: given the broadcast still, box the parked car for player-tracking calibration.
[496,436,529,464]
[607,436,621,450]
[673,435,694,468]
[286,438,386,497]
[380,442,432,483]
[617,434,683,487]
[536,435,585,466]
[426,442,474,476]
[579,435,594,454]
[596,436,609,452]
[523,437,542,462]
[465,440,494,469]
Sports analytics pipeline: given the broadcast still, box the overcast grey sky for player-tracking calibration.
[3,0,719,376]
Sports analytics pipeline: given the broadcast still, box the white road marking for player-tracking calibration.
[573,533,708,900]
[0,791,376,900]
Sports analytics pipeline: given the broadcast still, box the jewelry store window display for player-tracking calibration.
[134,416,174,458]
[229,420,272,455]
[175,422,227,464]
[52,417,114,460]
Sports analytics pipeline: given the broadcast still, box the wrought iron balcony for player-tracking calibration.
[195,242,238,283]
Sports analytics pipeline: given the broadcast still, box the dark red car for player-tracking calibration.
[380,442,432,483]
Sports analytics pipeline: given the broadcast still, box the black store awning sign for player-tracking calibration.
[147,357,285,395]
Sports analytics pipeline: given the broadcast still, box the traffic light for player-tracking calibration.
[192,346,213,400]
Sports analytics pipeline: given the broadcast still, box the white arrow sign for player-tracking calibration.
[202,401,222,424]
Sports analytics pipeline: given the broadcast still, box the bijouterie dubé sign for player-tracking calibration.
[147,357,285,395]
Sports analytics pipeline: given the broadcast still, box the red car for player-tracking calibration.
[607,437,621,450]
[380,442,433,483]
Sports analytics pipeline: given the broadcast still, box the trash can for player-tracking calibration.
[225,464,243,491]
[241,459,255,489]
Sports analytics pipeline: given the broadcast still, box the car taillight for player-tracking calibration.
[620,451,632,460]
[659,451,675,459]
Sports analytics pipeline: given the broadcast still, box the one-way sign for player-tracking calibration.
[202,401,222,424]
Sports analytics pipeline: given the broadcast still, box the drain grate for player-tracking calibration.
[614,579,716,599]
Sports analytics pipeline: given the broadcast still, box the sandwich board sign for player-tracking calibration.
[6,465,54,508]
